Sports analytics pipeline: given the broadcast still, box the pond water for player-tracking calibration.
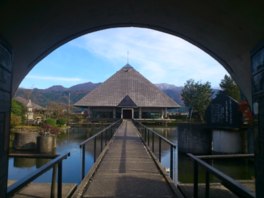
[150,124,255,183]
[8,126,103,184]
[8,123,255,184]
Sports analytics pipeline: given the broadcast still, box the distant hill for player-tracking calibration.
[15,82,219,108]
[156,83,184,106]
[15,82,101,107]
[15,82,187,107]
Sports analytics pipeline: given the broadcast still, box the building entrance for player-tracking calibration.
[122,109,133,119]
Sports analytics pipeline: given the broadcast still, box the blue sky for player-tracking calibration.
[20,27,228,89]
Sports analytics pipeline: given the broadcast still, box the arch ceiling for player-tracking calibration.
[1,1,264,103]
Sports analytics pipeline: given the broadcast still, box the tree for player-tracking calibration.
[219,75,240,101]
[181,79,212,121]
[10,114,22,127]
[11,100,25,116]
[46,102,67,118]
[44,118,57,126]
[11,100,26,126]
[56,118,66,126]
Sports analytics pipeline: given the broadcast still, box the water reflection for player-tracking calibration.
[8,124,255,184]
[150,124,255,183]
[8,126,103,183]
[14,158,36,168]
[152,124,211,154]
[36,158,50,168]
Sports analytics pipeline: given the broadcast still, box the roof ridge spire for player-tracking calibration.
[127,50,129,64]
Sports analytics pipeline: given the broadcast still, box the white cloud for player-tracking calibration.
[26,75,83,82]
[69,27,229,87]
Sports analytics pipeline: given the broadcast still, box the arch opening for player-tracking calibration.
[13,25,243,100]
[2,1,264,196]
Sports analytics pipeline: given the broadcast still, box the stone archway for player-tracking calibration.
[1,1,264,197]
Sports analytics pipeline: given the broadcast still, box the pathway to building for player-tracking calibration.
[74,119,182,198]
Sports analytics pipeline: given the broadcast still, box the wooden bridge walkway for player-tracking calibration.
[73,120,183,198]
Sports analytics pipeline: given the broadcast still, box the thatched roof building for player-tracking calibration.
[75,64,180,119]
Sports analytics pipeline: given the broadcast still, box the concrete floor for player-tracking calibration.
[8,180,77,198]
[179,182,255,198]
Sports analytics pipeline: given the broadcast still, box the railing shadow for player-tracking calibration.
[79,119,122,179]
[132,119,178,183]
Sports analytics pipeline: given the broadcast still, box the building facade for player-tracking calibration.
[75,64,180,119]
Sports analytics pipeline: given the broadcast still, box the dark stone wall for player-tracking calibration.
[0,43,12,197]
[177,124,212,154]
[251,45,264,198]
[255,96,264,197]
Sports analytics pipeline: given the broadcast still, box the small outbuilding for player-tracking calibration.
[205,93,245,154]
[74,64,180,119]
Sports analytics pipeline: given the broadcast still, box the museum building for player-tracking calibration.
[74,64,180,119]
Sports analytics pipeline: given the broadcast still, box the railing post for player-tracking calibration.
[159,137,161,162]
[94,137,97,163]
[50,164,57,197]
[104,129,107,144]
[173,143,178,185]
[57,161,62,198]
[147,130,150,146]
[105,129,108,144]
[144,128,147,141]
[107,128,110,141]
[104,130,107,146]
[100,133,103,152]
[81,145,85,179]
[187,153,255,198]
[7,153,70,197]
[110,127,113,138]
[205,169,210,198]
[193,160,198,198]
[170,145,173,179]
[152,133,154,152]
[135,121,179,186]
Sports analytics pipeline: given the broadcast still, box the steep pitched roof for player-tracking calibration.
[75,64,180,108]
[118,95,137,107]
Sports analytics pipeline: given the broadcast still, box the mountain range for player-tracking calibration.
[15,82,185,107]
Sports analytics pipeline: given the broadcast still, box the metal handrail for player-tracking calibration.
[187,153,255,198]
[133,120,176,147]
[79,119,121,147]
[7,152,70,198]
[197,153,254,159]
[132,119,178,183]
[79,119,122,179]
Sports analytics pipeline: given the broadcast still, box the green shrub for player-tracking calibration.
[10,113,22,127]
[56,118,66,126]
[44,118,57,126]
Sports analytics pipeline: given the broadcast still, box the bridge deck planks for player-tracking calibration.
[82,120,179,198]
